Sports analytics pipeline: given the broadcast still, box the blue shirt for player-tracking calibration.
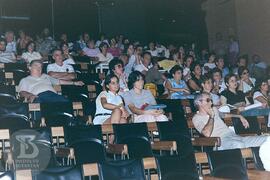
[168,78,189,99]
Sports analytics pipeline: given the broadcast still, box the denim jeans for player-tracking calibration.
[34,91,69,103]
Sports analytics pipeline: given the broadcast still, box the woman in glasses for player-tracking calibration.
[220,73,250,111]
[93,74,128,125]
[109,58,128,93]
[238,66,256,95]
[123,71,168,123]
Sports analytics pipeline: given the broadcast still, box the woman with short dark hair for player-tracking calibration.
[165,65,190,99]
[21,41,42,63]
[123,71,168,123]
[187,62,202,93]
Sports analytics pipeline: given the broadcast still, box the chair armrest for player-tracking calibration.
[106,144,128,155]
[151,141,177,152]
[191,137,221,147]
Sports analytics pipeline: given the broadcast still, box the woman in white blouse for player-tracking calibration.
[97,42,113,63]
[253,79,269,107]
[238,66,256,94]
[21,41,42,63]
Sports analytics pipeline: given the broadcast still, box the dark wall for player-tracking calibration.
[0,0,98,41]
[0,0,208,47]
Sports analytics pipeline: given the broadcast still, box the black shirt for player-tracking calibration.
[220,89,246,105]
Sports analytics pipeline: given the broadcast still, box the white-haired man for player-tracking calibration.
[192,92,269,150]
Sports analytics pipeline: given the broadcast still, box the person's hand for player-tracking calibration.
[28,94,38,103]
[121,108,129,119]
[237,106,245,112]
[146,109,162,117]
[203,107,214,119]
[240,116,249,129]
[74,81,84,86]
[182,88,190,94]
[262,102,268,108]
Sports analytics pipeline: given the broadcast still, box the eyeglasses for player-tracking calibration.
[242,71,249,75]
[200,98,212,103]
[115,64,123,69]
[136,77,144,81]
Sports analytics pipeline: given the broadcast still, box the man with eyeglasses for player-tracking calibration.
[192,92,269,150]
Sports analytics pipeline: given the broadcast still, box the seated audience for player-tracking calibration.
[228,36,239,67]
[220,73,250,110]
[188,62,202,93]
[82,39,100,58]
[93,74,128,125]
[0,38,16,63]
[59,33,73,50]
[18,60,83,103]
[97,42,113,62]
[171,50,183,67]
[145,59,165,92]
[201,75,221,106]
[5,31,17,54]
[109,58,128,93]
[183,55,194,80]
[233,55,248,75]
[124,44,136,76]
[147,42,158,57]
[37,28,57,56]
[238,66,256,95]
[253,79,269,107]
[134,51,152,74]
[60,42,75,65]
[211,67,226,94]
[203,52,216,74]
[21,41,42,63]
[215,56,229,77]
[17,30,32,54]
[123,71,168,123]
[249,54,267,81]
[192,92,269,150]
[95,33,109,47]
[165,65,190,99]
[108,38,121,57]
[47,49,76,80]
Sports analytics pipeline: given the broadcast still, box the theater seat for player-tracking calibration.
[0,114,30,132]
[64,125,106,164]
[98,159,145,180]
[34,166,83,180]
[113,123,153,158]
[156,155,199,180]
[0,171,14,180]
[207,149,248,180]
[0,94,29,116]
